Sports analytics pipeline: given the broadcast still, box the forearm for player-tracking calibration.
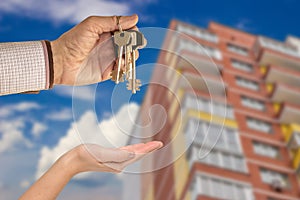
[19,152,78,200]
[0,41,54,96]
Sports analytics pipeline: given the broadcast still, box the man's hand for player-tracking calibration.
[51,15,138,86]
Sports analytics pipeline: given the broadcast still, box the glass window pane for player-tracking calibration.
[236,77,259,91]
[222,153,232,169]
[227,44,248,56]
[231,59,253,72]
[235,185,246,200]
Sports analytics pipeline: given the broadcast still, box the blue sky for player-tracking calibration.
[1,0,300,199]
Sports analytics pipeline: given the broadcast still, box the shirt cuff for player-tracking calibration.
[0,40,54,95]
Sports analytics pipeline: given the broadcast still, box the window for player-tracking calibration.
[236,77,260,91]
[260,168,289,188]
[191,146,247,173]
[227,44,248,56]
[231,59,253,72]
[253,141,280,159]
[185,119,242,152]
[201,122,240,152]
[196,174,253,200]
[183,94,235,119]
[241,96,265,111]
[247,117,272,133]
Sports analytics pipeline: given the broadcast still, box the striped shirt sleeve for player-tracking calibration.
[0,40,53,96]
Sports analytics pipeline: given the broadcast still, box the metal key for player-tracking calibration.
[111,31,131,84]
[126,30,146,93]
[125,32,136,79]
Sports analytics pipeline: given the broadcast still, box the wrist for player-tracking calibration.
[58,148,83,177]
[50,40,63,85]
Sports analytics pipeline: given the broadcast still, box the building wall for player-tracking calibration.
[139,20,300,200]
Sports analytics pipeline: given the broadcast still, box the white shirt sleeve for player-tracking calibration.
[0,41,51,95]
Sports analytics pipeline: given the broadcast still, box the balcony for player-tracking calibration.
[182,93,234,119]
[177,38,222,60]
[189,173,254,200]
[177,50,222,77]
[292,148,300,170]
[277,103,300,124]
[263,65,300,88]
[269,83,300,106]
[281,124,300,170]
[287,131,300,150]
[176,22,219,43]
[256,36,300,72]
[179,71,226,96]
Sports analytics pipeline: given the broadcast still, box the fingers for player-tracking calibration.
[121,141,163,154]
[86,14,139,35]
[107,141,163,172]
[87,145,135,163]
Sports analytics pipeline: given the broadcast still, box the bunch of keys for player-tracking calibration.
[111,29,146,94]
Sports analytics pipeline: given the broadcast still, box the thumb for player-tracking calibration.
[88,14,139,34]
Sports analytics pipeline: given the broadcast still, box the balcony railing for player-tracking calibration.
[177,51,222,76]
[187,145,247,173]
[259,36,300,58]
[182,94,235,119]
[257,37,300,72]
[176,23,219,43]
[189,173,254,200]
[179,72,226,96]
[177,38,222,60]
[270,83,300,106]
[293,148,300,170]
[287,131,300,150]
[277,103,300,124]
[264,65,300,88]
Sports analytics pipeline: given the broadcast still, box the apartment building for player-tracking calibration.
[135,20,300,200]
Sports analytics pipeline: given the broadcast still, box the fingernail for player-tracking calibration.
[157,142,164,149]
[150,141,164,149]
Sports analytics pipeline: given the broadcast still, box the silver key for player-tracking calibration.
[126,30,146,93]
[111,31,131,84]
[125,32,136,79]
[127,50,142,93]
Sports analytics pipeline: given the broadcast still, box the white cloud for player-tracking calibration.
[0,0,130,24]
[0,119,32,153]
[234,19,254,31]
[13,102,41,111]
[35,103,139,179]
[0,102,40,117]
[0,101,41,153]
[46,108,73,121]
[53,85,95,101]
[31,122,48,138]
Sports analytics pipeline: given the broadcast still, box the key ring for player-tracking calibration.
[116,16,123,32]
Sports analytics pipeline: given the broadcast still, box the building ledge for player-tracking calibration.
[263,65,300,88]
[180,70,227,96]
[270,83,300,106]
[257,47,300,73]
[277,103,300,124]
[177,50,222,76]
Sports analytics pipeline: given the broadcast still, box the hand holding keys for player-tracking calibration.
[111,27,146,94]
